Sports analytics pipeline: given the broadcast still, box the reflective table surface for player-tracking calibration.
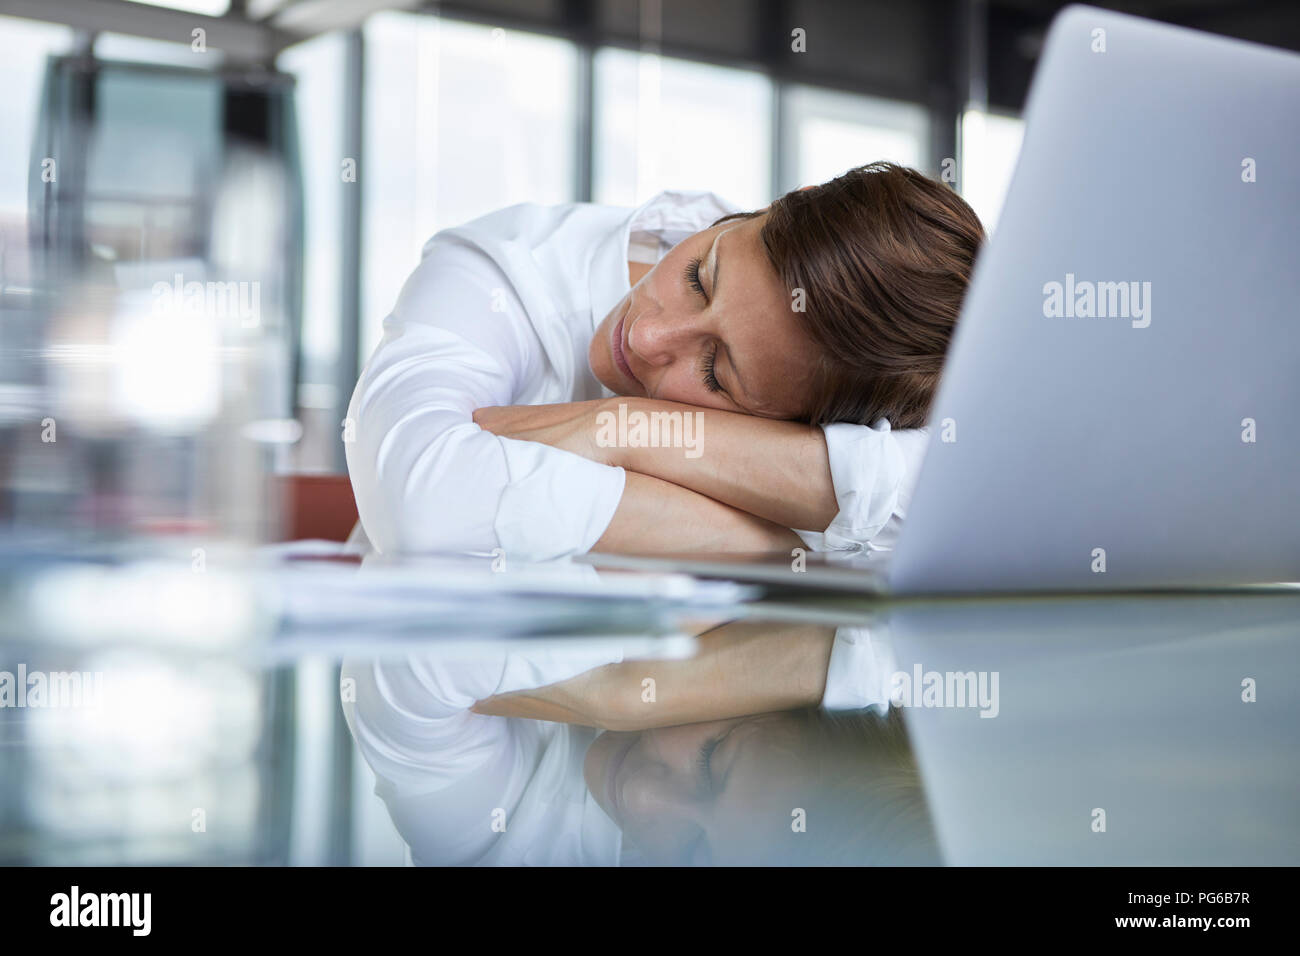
[2,550,1297,866]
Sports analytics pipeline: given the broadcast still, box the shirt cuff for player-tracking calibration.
[820,625,898,715]
[493,437,627,561]
[819,419,908,551]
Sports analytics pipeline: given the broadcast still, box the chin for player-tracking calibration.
[591,364,620,395]
[587,341,619,393]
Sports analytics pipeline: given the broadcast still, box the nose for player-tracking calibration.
[626,298,706,367]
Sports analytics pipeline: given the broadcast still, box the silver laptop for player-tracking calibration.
[585,5,1300,595]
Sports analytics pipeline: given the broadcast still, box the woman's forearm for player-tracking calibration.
[608,398,839,532]
[594,471,802,554]
[472,396,839,539]
[472,619,837,729]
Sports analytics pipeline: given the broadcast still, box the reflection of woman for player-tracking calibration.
[342,621,939,865]
[345,163,984,560]
[580,708,938,866]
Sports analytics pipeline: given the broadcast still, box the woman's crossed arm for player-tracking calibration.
[473,396,838,554]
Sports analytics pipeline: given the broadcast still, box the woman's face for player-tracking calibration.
[588,213,822,420]
[583,714,814,865]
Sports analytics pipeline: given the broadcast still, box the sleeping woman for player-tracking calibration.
[344,161,984,560]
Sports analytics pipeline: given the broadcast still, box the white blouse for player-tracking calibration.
[341,644,627,866]
[345,190,929,561]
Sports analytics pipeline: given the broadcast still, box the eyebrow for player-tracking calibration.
[707,231,722,300]
[706,232,759,409]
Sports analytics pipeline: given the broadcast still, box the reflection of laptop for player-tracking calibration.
[585,6,1300,595]
[889,593,1300,863]
[582,548,898,595]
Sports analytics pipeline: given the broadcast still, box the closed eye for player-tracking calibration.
[700,342,723,394]
[695,734,722,793]
[684,256,706,299]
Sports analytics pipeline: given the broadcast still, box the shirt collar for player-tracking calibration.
[587,189,742,334]
[587,202,639,336]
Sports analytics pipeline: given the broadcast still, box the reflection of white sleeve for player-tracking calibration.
[820,625,897,715]
[341,644,628,866]
[796,420,929,552]
[345,244,625,561]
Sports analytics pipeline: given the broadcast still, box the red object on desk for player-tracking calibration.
[272,474,359,544]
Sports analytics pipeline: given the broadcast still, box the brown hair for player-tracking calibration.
[732,704,941,866]
[719,162,985,428]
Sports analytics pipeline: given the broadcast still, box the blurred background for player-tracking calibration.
[7,0,1298,479]
[1,0,1298,866]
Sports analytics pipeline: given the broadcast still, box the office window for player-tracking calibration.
[278,32,348,470]
[95,32,225,68]
[83,68,225,257]
[960,109,1024,232]
[361,13,579,363]
[122,0,231,13]
[0,16,73,233]
[779,85,928,193]
[278,34,346,390]
[593,49,772,211]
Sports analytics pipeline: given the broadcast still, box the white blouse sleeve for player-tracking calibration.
[819,625,898,715]
[797,419,930,552]
[345,243,626,561]
[341,645,627,865]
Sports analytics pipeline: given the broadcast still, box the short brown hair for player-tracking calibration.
[720,162,985,428]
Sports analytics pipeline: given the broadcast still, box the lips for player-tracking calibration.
[611,308,642,389]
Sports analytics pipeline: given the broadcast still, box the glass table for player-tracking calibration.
[2,551,1297,866]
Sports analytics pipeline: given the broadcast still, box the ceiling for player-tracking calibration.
[15,0,1300,111]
